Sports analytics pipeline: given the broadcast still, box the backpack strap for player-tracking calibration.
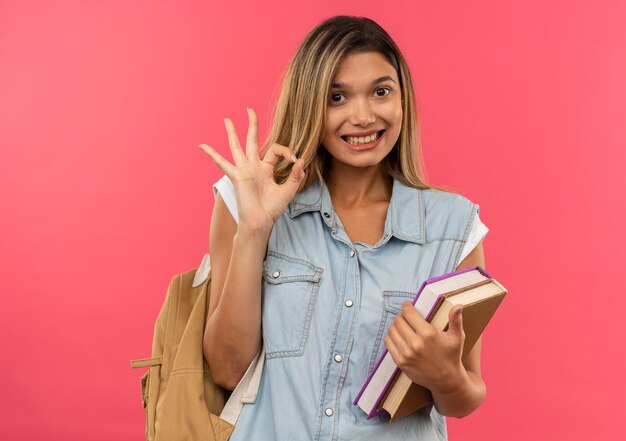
[192,254,212,287]
[219,345,266,425]
[241,345,265,404]
[130,356,162,369]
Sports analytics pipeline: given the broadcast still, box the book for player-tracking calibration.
[379,277,507,421]
[352,266,507,420]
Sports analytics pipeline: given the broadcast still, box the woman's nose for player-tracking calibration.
[350,99,375,126]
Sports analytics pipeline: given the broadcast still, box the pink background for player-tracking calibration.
[1,1,624,440]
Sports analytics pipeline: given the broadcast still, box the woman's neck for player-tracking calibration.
[325,161,393,208]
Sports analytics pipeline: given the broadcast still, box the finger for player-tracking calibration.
[198,144,235,176]
[262,143,297,168]
[286,158,305,184]
[393,314,422,346]
[384,334,401,363]
[400,301,432,335]
[245,107,260,160]
[386,321,413,359]
[445,305,465,341]
[223,118,246,165]
[277,159,305,202]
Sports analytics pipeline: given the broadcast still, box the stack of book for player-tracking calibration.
[353,266,507,421]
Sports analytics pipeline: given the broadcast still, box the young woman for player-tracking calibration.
[199,15,488,440]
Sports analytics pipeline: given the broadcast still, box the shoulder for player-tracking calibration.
[392,180,481,242]
[398,184,478,221]
[422,188,477,213]
[420,187,479,240]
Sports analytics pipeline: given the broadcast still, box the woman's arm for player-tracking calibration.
[200,108,305,391]
[203,192,269,391]
[430,239,487,418]
[384,240,488,418]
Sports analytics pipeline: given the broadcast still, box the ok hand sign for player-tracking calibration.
[199,108,305,236]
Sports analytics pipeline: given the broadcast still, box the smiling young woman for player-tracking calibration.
[199,15,490,441]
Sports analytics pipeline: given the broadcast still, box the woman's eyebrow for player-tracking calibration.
[330,75,396,90]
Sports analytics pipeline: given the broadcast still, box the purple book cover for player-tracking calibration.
[353,265,491,418]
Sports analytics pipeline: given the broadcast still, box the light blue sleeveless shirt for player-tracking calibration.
[229,177,480,441]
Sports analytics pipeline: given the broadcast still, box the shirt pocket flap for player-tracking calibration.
[263,252,323,284]
[383,290,416,315]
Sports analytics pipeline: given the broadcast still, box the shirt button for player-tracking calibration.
[325,408,334,417]
[344,299,353,308]
[272,271,280,278]
[349,250,356,257]
[334,354,343,363]
[323,212,331,218]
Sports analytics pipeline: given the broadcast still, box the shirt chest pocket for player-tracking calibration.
[262,252,324,359]
[367,290,416,372]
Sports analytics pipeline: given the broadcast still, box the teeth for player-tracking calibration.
[345,131,380,145]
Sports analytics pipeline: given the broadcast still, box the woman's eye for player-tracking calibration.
[375,87,391,97]
[330,93,345,103]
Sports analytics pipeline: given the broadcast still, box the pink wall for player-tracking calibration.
[1,1,624,439]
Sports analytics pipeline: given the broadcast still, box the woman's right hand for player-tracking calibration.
[198,107,305,236]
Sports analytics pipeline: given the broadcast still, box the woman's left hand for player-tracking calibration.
[384,302,467,395]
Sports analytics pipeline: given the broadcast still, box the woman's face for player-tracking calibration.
[321,51,403,172]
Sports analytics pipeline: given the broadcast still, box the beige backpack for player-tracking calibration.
[130,255,264,441]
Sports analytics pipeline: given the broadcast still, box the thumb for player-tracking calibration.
[287,158,305,184]
[447,305,465,340]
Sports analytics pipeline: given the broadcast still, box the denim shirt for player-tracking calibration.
[230,177,479,441]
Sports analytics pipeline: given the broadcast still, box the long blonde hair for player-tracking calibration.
[263,16,433,192]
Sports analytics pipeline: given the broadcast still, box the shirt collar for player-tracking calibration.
[287,177,426,244]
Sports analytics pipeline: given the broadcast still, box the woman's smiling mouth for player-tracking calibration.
[341,129,385,150]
